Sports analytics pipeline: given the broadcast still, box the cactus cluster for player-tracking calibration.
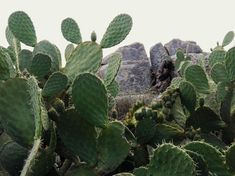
[1,11,235,176]
[0,11,133,176]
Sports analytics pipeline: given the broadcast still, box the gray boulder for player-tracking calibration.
[164,39,202,56]
[150,43,169,70]
[102,42,148,65]
[99,42,151,96]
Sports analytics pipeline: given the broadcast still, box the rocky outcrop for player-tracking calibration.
[99,39,206,118]
[100,42,151,96]
[164,39,202,56]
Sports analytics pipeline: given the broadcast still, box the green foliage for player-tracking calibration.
[101,14,132,48]
[42,72,68,98]
[0,140,28,176]
[0,77,39,147]
[72,73,108,128]
[2,11,235,176]
[222,31,234,47]
[64,44,74,61]
[33,40,61,72]
[57,109,97,166]
[148,143,196,176]
[61,18,82,44]
[96,122,130,174]
[0,48,16,80]
[19,49,33,72]
[184,141,230,176]
[104,52,122,86]
[185,64,210,94]
[64,42,102,81]
[8,11,37,46]
[179,81,196,113]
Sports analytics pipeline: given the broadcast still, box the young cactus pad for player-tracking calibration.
[61,18,82,44]
[8,11,37,46]
[100,14,132,48]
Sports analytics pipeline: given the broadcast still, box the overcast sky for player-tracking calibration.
[1,0,235,64]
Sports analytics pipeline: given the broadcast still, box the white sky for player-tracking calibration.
[1,0,235,64]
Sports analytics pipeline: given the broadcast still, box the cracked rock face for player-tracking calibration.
[100,42,151,96]
[99,40,205,118]
[164,39,202,56]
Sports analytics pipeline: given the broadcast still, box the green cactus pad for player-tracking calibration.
[21,127,56,176]
[61,18,82,44]
[179,60,192,75]
[209,50,226,67]
[53,44,62,67]
[57,109,97,165]
[5,26,21,56]
[179,81,196,113]
[30,54,52,80]
[64,42,102,81]
[169,77,183,88]
[65,167,96,176]
[8,11,36,46]
[104,53,121,86]
[186,106,226,132]
[211,63,229,83]
[106,80,119,97]
[100,14,132,48]
[0,48,16,80]
[136,118,156,144]
[171,97,187,127]
[33,40,61,72]
[222,31,234,47]
[216,82,229,102]
[185,150,209,176]
[65,44,74,61]
[184,141,230,176]
[0,140,28,176]
[225,47,235,81]
[97,121,130,174]
[42,72,68,98]
[226,143,235,172]
[72,73,108,128]
[175,49,185,70]
[153,124,185,143]
[185,64,209,94]
[0,77,40,147]
[148,143,196,176]
[133,167,148,176]
[19,49,33,72]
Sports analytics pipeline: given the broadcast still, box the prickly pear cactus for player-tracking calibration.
[2,10,235,176]
[148,143,196,176]
[8,11,37,46]
[100,14,132,48]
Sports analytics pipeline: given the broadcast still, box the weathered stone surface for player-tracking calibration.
[102,42,148,65]
[164,39,202,56]
[116,60,151,95]
[99,40,206,118]
[100,42,151,96]
[115,93,154,119]
[150,43,169,69]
